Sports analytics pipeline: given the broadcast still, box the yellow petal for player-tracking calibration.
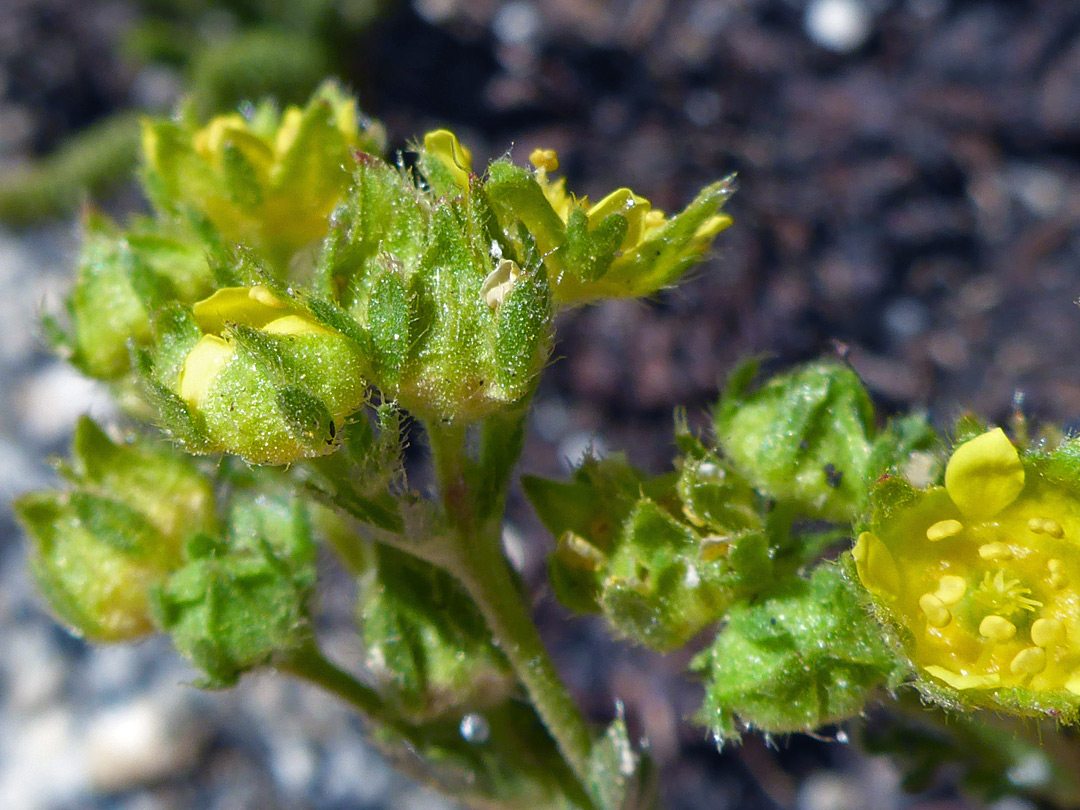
[261,315,335,337]
[192,285,290,334]
[586,188,652,246]
[178,335,234,406]
[923,665,1000,690]
[274,107,305,159]
[944,428,1025,519]
[423,129,473,190]
[852,531,900,599]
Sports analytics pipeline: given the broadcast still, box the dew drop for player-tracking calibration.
[460,713,490,744]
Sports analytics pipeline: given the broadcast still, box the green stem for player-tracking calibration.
[276,640,410,738]
[427,423,595,786]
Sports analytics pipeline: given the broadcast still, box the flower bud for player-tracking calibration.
[714,359,877,521]
[320,142,553,423]
[153,284,368,464]
[14,418,217,641]
[484,144,733,304]
[151,491,316,687]
[142,81,384,270]
[65,213,213,380]
[854,428,1080,719]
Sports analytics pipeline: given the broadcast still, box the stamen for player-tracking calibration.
[1031,617,1065,648]
[919,593,951,628]
[1010,646,1047,676]
[926,519,963,542]
[935,575,967,605]
[1028,517,1065,538]
[979,615,1016,643]
[1065,673,1080,695]
[978,542,1013,561]
[1048,559,1067,589]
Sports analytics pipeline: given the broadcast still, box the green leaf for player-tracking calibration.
[586,713,660,810]
[695,564,899,742]
[358,546,514,721]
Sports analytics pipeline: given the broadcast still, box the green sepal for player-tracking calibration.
[694,563,900,742]
[317,152,427,305]
[275,386,338,455]
[494,264,552,399]
[367,266,412,386]
[151,493,316,688]
[357,546,514,721]
[484,160,566,259]
[715,358,877,521]
[561,208,627,286]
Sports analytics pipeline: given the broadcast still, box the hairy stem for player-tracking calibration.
[276,640,411,738]
[428,422,596,786]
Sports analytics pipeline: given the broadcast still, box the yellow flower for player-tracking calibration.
[528,147,727,266]
[142,82,383,271]
[854,428,1080,702]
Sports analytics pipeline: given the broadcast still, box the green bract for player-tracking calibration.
[14,418,217,641]
[146,284,368,465]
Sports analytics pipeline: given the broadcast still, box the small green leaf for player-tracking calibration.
[586,713,660,810]
[695,564,899,742]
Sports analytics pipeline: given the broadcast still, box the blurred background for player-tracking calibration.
[3,0,1080,808]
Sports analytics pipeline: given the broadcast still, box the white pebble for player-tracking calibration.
[805,0,873,53]
[85,697,206,792]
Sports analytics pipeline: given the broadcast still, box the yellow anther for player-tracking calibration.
[529,148,559,173]
[979,615,1016,643]
[935,575,967,605]
[1028,517,1065,537]
[1010,646,1047,676]
[978,542,1012,561]
[926,519,964,542]
[919,593,952,628]
[1031,618,1065,648]
[1048,559,1068,589]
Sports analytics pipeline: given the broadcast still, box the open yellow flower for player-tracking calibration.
[855,428,1080,706]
